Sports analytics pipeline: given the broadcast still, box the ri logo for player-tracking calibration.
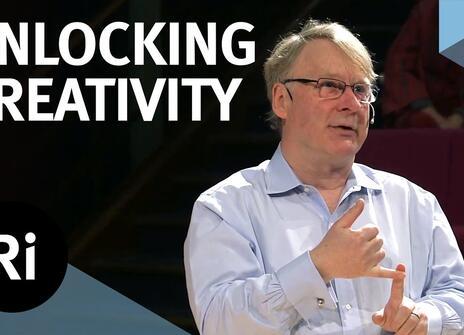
[0,202,67,312]
[0,232,36,280]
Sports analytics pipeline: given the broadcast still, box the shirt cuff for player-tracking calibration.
[416,300,442,335]
[276,251,337,321]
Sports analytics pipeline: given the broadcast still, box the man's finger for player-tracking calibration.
[360,225,380,241]
[410,314,427,334]
[336,198,364,229]
[387,264,406,308]
[372,310,384,326]
[366,265,406,280]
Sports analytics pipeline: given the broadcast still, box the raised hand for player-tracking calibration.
[310,199,405,283]
[372,264,428,334]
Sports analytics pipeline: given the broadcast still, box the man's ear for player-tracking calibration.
[271,83,290,120]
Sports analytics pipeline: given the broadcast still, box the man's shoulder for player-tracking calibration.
[198,160,269,202]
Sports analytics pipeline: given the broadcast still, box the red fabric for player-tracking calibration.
[382,0,464,126]
[357,129,450,204]
[395,110,439,128]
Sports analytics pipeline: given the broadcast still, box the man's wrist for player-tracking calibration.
[308,249,332,283]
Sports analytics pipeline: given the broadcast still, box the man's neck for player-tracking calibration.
[280,142,353,191]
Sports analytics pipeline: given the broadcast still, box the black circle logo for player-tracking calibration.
[0,202,68,312]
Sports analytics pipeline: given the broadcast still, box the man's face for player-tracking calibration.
[274,39,371,163]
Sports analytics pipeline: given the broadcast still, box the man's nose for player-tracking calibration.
[338,86,362,110]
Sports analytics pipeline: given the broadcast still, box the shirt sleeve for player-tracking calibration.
[415,196,464,335]
[184,198,337,335]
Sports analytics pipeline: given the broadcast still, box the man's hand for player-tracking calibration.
[372,264,428,334]
[309,199,405,283]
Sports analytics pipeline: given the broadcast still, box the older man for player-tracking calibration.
[184,20,464,334]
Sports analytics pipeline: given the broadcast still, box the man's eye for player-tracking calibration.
[320,80,342,89]
[354,85,368,94]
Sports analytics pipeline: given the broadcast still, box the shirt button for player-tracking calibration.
[317,298,325,307]
[345,304,352,310]
[304,186,310,193]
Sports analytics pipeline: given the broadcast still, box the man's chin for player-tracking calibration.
[327,143,359,161]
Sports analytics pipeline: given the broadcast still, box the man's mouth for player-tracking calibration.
[330,125,357,132]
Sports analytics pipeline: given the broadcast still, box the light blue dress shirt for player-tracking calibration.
[184,145,464,335]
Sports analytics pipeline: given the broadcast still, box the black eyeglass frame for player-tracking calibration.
[281,78,378,104]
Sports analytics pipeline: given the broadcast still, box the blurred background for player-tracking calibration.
[1,0,463,333]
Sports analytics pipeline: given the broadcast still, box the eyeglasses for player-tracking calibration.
[281,77,378,104]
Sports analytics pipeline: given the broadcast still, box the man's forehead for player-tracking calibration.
[290,39,368,82]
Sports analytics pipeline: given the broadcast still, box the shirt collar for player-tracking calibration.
[264,145,382,195]
[350,163,383,191]
[265,145,302,194]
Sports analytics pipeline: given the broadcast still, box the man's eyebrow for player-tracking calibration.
[318,72,342,78]
[318,73,370,83]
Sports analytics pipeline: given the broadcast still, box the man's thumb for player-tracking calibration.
[372,310,384,325]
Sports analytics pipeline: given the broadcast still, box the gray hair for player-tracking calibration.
[263,19,378,132]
